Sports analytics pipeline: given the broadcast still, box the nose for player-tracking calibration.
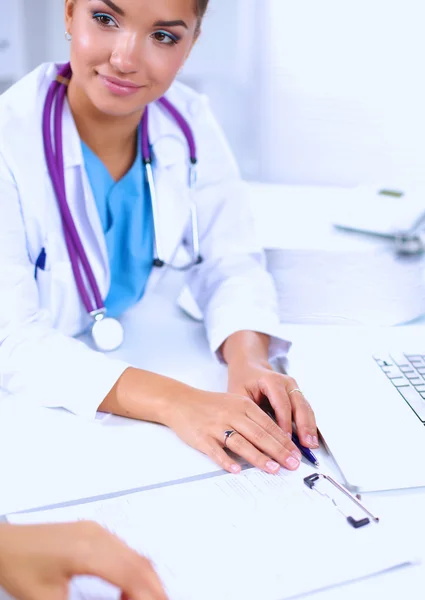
[110,31,143,74]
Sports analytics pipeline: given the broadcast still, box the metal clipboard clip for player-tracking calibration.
[304,473,380,529]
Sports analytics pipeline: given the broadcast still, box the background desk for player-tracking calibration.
[1,183,425,600]
[249,183,425,327]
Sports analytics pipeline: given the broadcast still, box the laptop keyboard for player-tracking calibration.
[374,353,425,423]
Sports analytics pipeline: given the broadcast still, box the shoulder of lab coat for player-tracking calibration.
[164,83,291,363]
[0,63,55,135]
[0,64,129,419]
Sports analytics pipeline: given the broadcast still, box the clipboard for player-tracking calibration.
[304,472,379,528]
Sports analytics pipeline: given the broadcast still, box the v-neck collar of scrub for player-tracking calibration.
[80,124,142,193]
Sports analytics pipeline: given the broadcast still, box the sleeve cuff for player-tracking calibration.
[72,358,131,420]
[14,355,131,421]
[207,311,292,365]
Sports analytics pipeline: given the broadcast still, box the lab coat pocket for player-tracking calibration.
[36,266,51,312]
[36,260,85,335]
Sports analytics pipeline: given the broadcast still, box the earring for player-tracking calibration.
[65,31,72,41]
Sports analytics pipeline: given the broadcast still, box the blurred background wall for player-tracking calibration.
[2,0,425,187]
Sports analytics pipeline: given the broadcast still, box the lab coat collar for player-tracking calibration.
[62,99,82,168]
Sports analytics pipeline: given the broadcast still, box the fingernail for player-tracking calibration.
[292,450,302,461]
[266,460,280,473]
[286,456,300,469]
[312,436,319,447]
[230,464,241,474]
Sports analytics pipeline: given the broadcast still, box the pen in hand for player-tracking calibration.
[260,396,319,468]
[291,430,320,468]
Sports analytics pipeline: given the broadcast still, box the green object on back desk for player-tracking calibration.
[378,189,404,198]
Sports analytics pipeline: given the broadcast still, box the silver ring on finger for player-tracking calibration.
[223,429,237,448]
[288,388,304,397]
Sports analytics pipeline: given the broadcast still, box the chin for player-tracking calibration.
[93,97,145,118]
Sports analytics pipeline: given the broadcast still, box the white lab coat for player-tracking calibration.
[0,63,288,418]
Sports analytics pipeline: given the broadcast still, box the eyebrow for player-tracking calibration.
[94,0,125,17]
[90,2,188,28]
[153,20,188,30]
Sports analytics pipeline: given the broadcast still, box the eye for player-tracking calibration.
[152,30,179,45]
[92,12,118,28]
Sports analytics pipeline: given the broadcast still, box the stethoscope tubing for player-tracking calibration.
[43,62,201,316]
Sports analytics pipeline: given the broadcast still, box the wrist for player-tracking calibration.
[99,367,196,426]
[114,368,171,423]
[221,331,271,369]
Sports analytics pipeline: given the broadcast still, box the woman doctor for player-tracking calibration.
[0,0,318,474]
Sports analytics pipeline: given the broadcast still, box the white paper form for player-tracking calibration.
[8,465,414,600]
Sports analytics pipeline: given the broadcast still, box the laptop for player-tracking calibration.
[290,340,425,492]
[267,250,425,492]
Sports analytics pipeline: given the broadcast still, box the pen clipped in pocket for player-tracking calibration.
[34,247,47,279]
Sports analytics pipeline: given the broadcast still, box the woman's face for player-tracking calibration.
[65,0,199,117]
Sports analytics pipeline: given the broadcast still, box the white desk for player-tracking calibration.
[2,184,425,599]
[89,283,425,598]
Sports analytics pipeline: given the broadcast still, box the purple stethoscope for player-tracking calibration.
[43,63,202,352]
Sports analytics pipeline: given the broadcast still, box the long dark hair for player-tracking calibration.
[195,0,209,17]
[195,0,209,31]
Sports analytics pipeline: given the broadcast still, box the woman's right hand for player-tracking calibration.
[162,389,303,475]
[0,521,167,600]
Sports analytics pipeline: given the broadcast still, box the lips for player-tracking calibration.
[98,74,142,97]
[101,74,141,88]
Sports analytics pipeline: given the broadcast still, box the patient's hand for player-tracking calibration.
[0,521,167,600]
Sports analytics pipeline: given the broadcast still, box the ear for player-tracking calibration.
[64,0,77,35]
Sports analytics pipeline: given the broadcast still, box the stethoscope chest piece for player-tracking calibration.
[91,314,124,352]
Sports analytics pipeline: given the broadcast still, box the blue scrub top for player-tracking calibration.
[81,132,154,318]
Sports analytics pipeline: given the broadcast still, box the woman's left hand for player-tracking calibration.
[227,359,319,450]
